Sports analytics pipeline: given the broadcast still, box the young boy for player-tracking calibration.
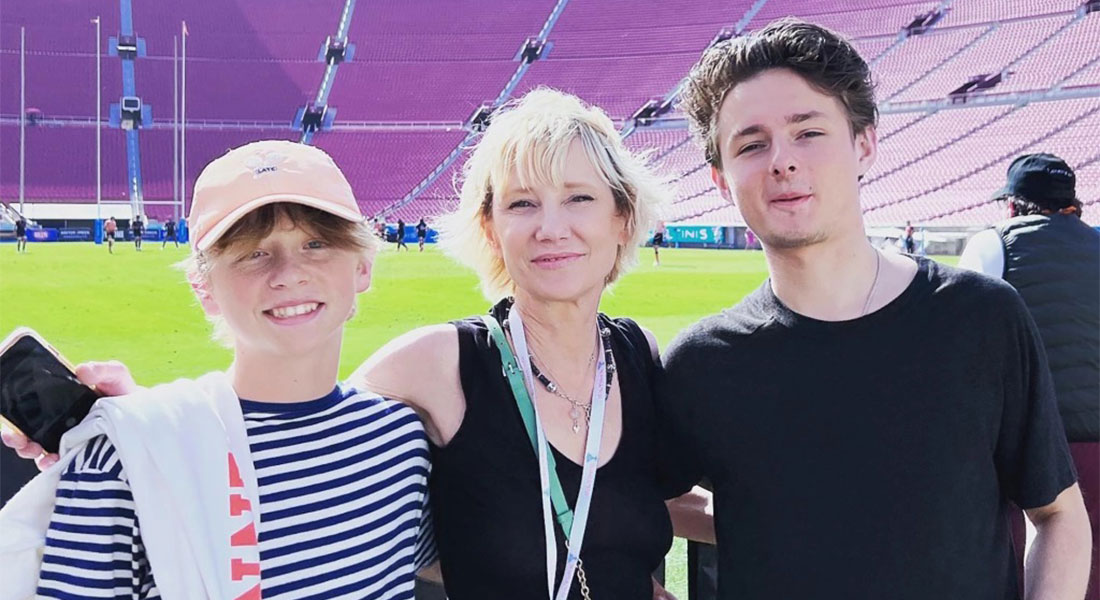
[0,140,436,599]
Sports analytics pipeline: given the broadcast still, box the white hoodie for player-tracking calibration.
[0,371,262,600]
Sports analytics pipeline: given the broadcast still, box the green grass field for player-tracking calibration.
[0,243,774,382]
[0,241,955,597]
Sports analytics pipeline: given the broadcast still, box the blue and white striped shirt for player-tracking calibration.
[37,386,436,600]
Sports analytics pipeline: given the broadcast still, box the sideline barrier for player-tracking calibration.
[27,228,59,242]
[59,228,93,241]
[385,226,438,244]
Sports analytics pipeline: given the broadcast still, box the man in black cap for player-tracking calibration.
[959,152,1099,600]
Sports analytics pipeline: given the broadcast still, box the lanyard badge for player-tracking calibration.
[483,309,609,600]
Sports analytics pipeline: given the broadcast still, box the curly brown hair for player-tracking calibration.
[680,18,878,167]
[1001,194,1083,218]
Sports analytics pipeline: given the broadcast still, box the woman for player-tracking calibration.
[354,88,711,599]
[4,88,712,599]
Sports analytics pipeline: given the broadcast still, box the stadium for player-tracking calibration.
[1,0,1098,598]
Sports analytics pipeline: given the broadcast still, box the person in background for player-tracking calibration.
[104,217,118,254]
[15,216,27,253]
[903,220,915,254]
[162,218,178,249]
[131,215,145,251]
[417,217,429,252]
[652,220,666,266]
[959,152,1099,599]
[396,218,409,251]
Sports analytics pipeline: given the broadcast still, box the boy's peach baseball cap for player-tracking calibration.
[188,140,363,251]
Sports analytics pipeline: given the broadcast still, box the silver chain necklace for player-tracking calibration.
[860,250,883,317]
[527,328,614,434]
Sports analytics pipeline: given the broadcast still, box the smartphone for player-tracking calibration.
[0,328,99,453]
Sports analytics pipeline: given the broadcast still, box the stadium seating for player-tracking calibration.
[0,124,131,202]
[134,0,344,60]
[2,0,1099,229]
[891,15,1073,102]
[330,61,519,122]
[512,0,745,121]
[311,130,466,217]
[874,26,988,100]
[935,0,1081,28]
[0,53,121,120]
[746,0,939,38]
[329,0,555,122]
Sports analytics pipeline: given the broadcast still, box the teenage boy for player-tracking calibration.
[0,140,436,599]
[660,18,1091,599]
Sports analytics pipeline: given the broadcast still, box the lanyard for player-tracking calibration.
[482,309,608,600]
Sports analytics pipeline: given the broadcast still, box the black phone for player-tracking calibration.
[0,328,99,454]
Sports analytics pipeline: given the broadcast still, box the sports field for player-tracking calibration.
[0,241,956,596]
[0,243,778,381]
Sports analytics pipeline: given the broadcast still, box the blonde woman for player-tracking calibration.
[355,88,712,599]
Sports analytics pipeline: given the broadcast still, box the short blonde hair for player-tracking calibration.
[180,202,378,346]
[436,87,668,301]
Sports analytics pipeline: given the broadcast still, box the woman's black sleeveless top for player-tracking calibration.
[429,300,673,599]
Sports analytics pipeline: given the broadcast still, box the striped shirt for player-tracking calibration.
[37,386,436,600]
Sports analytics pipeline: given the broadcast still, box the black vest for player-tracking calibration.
[996,214,1099,441]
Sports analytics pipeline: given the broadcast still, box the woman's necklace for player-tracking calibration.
[527,326,615,434]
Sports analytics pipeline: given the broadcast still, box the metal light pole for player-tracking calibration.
[19,27,25,215]
[181,21,188,214]
[173,35,179,221]
[94,16,102,220]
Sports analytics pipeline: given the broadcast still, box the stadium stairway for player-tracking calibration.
[883,24,998,102]
[374,0,571,220]
[118,0,146,216]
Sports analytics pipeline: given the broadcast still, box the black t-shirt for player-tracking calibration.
[430,300,675,599]
[165,221,175,236]
[658,258,1076,599]
[416,222,427,236]
[15,219,26,236]
[132,220,144,235]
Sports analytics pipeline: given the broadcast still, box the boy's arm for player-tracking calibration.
[37,436,159,600]
[413,487,441,583]
[1024,484,1091,599]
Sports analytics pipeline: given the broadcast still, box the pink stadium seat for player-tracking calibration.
[2,0,1098,231]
